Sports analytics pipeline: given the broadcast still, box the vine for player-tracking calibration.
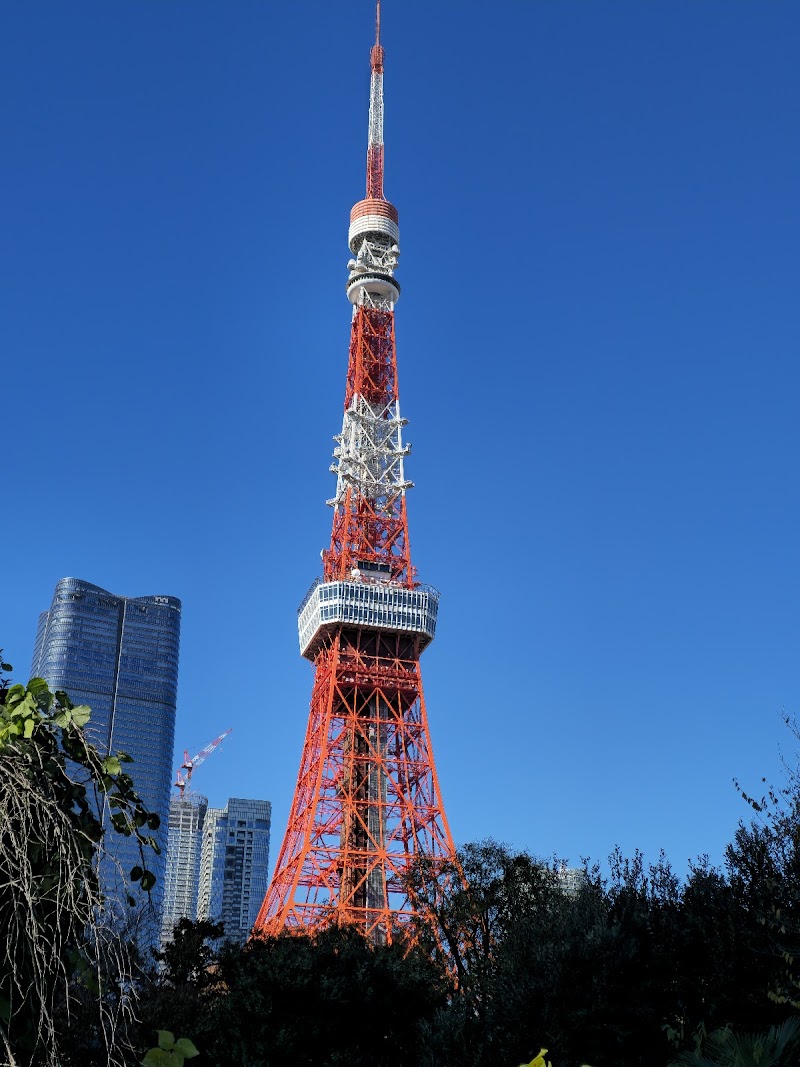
[0,653,161,1066]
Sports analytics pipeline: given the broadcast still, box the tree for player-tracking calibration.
[405,841,579,1066]
[405,840,793,1067]
[130,918,226,1060]
[729,714,800,1012]
[0,655,161,1066]
[670,1017,800,1067]
[154,918,226,988]
[195,925,448,1067]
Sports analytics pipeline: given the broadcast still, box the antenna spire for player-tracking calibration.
[344,1,400,308]
[367,1,385,197]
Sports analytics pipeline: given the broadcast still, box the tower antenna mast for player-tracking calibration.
[367,0,385,199]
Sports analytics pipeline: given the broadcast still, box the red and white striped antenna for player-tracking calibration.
[366,0,385,199]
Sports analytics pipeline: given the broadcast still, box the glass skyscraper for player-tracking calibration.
[31,576,181,929]
[197,798,271,945]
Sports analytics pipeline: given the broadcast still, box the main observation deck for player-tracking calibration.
[297,574,439,661]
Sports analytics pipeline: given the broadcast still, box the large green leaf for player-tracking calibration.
[174,1037,199,1059]
[71,704,91,727]
[156,1030,175,1050]
[110,812,129,833]
[101,755,121,776]
[142,1050,171,1066]
[3,683,27,708]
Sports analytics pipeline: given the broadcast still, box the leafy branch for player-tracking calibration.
[0,654,162,1066]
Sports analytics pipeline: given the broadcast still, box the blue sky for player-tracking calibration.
[3,0,799,878]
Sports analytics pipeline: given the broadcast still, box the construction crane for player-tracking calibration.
[173,728,232,797]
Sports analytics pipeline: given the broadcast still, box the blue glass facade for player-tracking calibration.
[31,577,181,927]
[197,798,271,945]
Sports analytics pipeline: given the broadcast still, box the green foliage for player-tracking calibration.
[155,917,226,987]
[141,1030,199,1066]
[192,924,448,1067]
[729,714,800,1012]
[0,653,161,1066]
[0,668,160,865]
[404,837,800,1067]
[124,918,226,1063]
[517,1052,594,1067]
[520,1051,553,1067]
[670,1017,800,1066]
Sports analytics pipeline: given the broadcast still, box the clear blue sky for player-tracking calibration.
[3,1,799,878]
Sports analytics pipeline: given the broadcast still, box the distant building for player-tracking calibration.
[160,792,208,949]
[197,798,271,945]
[31,577,181,929]
[555,865,588,896]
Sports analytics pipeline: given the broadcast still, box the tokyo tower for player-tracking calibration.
[254,2,456,944]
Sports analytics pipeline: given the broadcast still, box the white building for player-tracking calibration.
[555,865,588,897]
[160,792,208,949]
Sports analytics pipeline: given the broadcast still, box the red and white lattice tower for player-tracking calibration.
[254,2,456,944]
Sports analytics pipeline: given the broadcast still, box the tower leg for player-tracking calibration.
[254,630,455,943]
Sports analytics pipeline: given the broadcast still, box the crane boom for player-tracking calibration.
[173,728,233,796]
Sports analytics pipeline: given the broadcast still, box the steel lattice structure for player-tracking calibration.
[254,2,456,944]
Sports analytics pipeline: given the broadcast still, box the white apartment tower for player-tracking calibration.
[160,793,208,948]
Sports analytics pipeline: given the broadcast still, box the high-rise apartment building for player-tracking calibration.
[556,866,588,897]
[160,792,208,948]
[31,577,181,925]
[197,798,271,945]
